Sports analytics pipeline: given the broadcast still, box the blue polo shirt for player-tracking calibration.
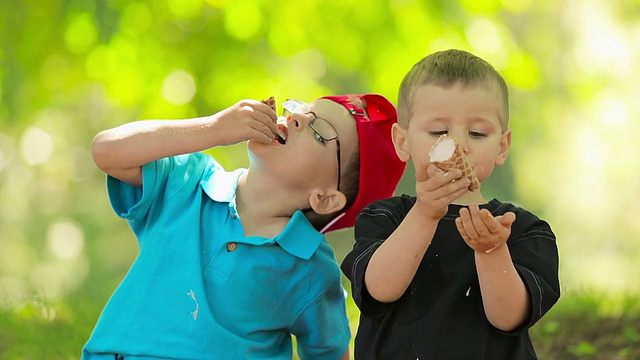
[82,153,350,360]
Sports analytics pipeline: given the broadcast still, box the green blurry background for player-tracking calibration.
[1,0,639,358]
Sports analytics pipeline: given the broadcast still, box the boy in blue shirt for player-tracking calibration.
[341,50,560,359]
[83,94,405,359]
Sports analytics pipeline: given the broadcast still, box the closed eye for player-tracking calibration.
[313,130,327,145]
[429,130,448,137]
[470,131,487,138]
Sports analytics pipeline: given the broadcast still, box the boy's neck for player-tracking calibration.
[451,189,487,206]
[234,171,303,238]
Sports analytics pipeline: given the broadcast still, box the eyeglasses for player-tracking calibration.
[282,99,342,191]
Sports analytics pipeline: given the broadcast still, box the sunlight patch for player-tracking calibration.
[47,221,84,261]
[162,70,196,106]
[20,127,54,165]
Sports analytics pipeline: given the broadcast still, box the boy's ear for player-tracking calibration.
[495,129,512,166]
[391,123,411,162]
[308,189,347,215]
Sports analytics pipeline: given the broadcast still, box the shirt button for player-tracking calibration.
[231,214,237,219]
[226,242,237,252]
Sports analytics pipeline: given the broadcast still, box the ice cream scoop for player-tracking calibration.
[429,135,480,191]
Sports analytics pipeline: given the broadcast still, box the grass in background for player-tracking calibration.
[343,289,640,360]
[531,290,640,359]
[0,298,92,359]
[1,290,639,359]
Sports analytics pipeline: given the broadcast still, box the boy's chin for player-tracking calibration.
[246,139,265,152]
[247,138,283,149]
[246,140,280,165]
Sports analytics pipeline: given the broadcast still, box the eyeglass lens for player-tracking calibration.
[283,100,338,141]
[282,99,342,191]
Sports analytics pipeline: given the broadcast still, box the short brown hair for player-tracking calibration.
[397,49,509,130]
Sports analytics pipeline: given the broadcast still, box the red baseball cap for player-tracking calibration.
[319,94,406,233]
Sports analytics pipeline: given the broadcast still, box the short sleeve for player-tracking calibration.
[106,153,217,238]
[107,159,162,223]
[291,277,350,359]
[341,197,411,317]
[508,213,560,330]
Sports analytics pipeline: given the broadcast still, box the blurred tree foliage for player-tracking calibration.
[1,0,639,358]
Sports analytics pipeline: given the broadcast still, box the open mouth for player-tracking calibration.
[275,123,288,145]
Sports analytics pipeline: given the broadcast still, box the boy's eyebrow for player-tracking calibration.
[468,116,501,128]
[467,115,494,122]
[421,116,499,129]
[420,116,449,124]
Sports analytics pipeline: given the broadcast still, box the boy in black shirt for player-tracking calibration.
[341,49,560,359]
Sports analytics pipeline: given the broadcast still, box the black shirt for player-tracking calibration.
[341,196,560,360]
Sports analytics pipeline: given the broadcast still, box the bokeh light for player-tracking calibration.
[20,127,54,165]
[1,0,639,356]
[47,221,85,261]
[162,70,197,105]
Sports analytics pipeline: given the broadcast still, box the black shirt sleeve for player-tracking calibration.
[503,205,561,331]
[340,196,414,317]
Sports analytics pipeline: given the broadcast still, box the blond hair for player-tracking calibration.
[397,49,509,130]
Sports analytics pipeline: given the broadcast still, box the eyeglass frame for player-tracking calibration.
[282,99,342,192]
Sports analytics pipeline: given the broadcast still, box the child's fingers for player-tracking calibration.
[436,181,469,203]
[481,210,516,236]
[417,160,462,183]
[251,106,278,135]
[468,205,491,236]
[478,210,513,252]
[495,211,516,228]
[426,167,464,189]
[459,205,486,240]
[451,184,470,199]
[248,128,275,144]
[476,208,506,234]
[456,207,477,239]
[455,216,469,239]
[422,172,468,205]
[457,207,509,253]
[238,102,277,135]
[256,101,278,120]
[261,105,279,126]
[416,160,445,182]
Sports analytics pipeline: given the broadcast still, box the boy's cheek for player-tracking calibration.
[473,164,495,184]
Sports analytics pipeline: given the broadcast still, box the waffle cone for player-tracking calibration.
[261,96,276,112]
[429,135,480,190]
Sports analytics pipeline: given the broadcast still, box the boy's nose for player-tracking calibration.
[286,113,302,132]
[456,136,470,154]
[291,112,313,131]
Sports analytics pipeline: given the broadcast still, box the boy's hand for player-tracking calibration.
[213,99,278,145]
[414,160,471,221]
[455,205,516,253]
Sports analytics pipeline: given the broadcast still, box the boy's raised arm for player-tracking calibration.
[364,205,440,302]
[364,164,470,302]
[92,99,277,186]
[456,206,530,330]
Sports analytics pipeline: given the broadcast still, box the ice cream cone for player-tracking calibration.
[429,135,480,190]
[261,96,276,112]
